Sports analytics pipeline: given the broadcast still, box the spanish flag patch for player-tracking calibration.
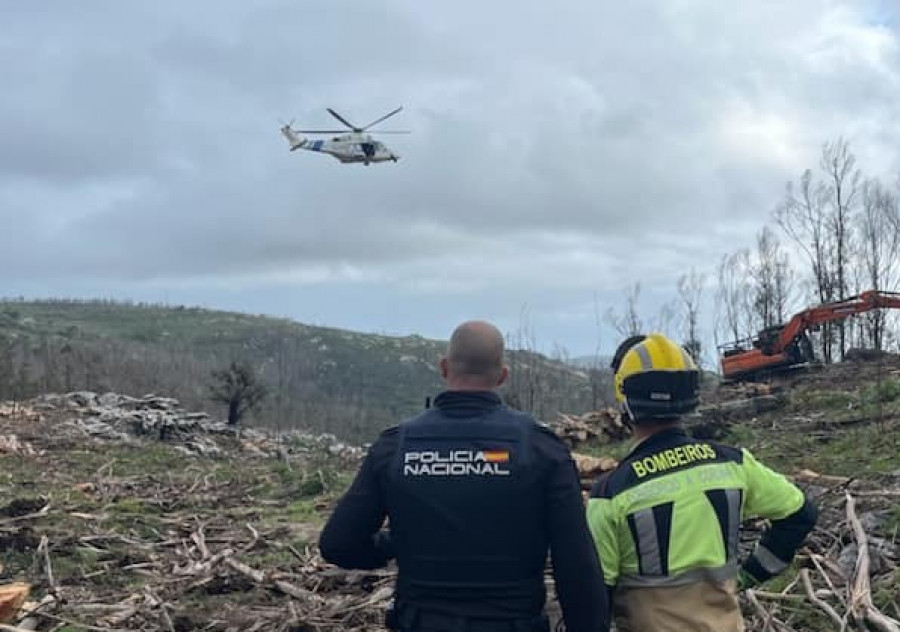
[482,450,510,463]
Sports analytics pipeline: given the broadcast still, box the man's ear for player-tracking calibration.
[439,357,449,379]
[496,365,509,387]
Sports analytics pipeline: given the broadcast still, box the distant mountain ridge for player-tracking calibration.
[0,299,595,442]
[566,354,614,370]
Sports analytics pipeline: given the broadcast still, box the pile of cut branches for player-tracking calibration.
[741,475,900,632]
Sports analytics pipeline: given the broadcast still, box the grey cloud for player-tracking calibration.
[1,0,899,347]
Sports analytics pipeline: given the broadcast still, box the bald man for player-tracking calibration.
[319,321,609,632]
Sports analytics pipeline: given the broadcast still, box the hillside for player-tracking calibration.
[0,299,595,442]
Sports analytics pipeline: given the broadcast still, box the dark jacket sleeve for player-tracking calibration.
[318,429,397,569]
[740,449,819,583]
[539,429,610,632]
[742,495,818,583]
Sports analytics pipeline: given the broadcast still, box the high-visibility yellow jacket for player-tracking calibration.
[586,426,817,632]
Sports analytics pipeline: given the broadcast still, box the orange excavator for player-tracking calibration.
[718,289,900,382]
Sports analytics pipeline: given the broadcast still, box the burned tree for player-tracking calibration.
[209,361,268,427]
[821,138,862,359]
[751,226,793,330]
[604,282,644,338]
[858,180,900,350]
[776,167,835,363]
[677,268,704,365]
[715,249,752,344]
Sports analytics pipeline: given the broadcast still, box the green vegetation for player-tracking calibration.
[722,416,900,477]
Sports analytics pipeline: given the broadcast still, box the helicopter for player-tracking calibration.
[279,106,409,165]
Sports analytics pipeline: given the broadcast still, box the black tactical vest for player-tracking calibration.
[386,395,551,619]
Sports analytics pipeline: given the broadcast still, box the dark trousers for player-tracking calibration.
[392,605,550,632]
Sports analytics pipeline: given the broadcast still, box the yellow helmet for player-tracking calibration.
[610,333,700,420]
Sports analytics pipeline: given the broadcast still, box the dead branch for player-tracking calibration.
[846,492,900,632]
[35,536,55,594]
[800,568,846,630]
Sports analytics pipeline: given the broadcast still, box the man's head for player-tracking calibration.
[440,320,509,390]
[610,333,700,430]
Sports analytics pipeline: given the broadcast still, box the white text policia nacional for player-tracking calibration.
[404,450,511,476]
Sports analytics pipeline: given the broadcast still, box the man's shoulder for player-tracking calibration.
[705,439,745,463]
[367,425,402,460]
[523,417,578,463]
[589,462,632,499]
[376,424,402,440]
[531,418,566,443]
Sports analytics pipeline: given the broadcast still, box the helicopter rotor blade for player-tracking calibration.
[326,108,359,131]
[294,129,348,134]
[361,106,403,131]
[367,130,411,134]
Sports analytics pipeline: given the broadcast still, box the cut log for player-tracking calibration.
[572,453,618,478]
[0,583,30,624]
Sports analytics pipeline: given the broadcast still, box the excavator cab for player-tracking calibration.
[754,325,784,355]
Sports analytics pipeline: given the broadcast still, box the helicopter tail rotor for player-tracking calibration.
[279,123,306,151]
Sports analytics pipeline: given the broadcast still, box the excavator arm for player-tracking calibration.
[720,290,900,381]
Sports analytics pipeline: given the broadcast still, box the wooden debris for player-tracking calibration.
[0,584,30,624]
[799,568,844,630]
[0,403,42,422]
[794,469,853,486]
[552,408,628,448]
[572,453,618,490]
[697,395,782,421]
[0,436,37,456]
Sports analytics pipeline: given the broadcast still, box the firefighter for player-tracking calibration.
[586,333,818,632]
[319,320,609,632]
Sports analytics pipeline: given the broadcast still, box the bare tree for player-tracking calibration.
[715,249,752,344]
[650,300,680,335]
[209,361,268,427]
[858,180,900,349]
[821,137,862,359]
[750,226,793,330]
[588,292,611,410]
[503,306,545,417]
[677,268,705,365]
[775,168,835,362]
[773,250,794,326]
[604,282,644,337]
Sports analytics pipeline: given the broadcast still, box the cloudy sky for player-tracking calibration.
[2,1,899,359]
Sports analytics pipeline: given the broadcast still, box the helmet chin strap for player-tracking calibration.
[621,400,636,430]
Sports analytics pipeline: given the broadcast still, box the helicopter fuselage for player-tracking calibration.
[291,132,398,165]
[315,134,399,164]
